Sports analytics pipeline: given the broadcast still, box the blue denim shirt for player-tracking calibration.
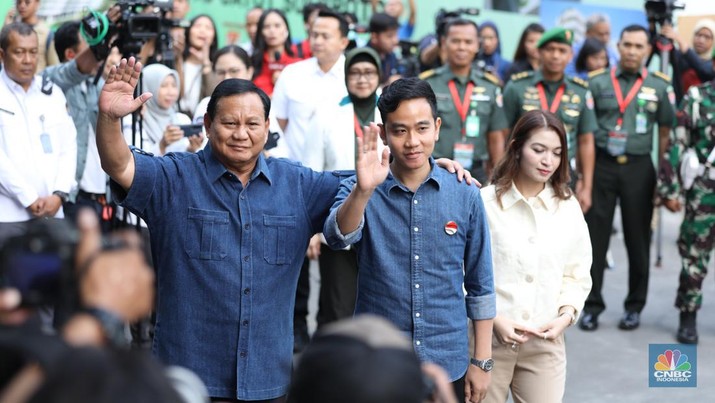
[112,143,343,400]
[323,160,496,381]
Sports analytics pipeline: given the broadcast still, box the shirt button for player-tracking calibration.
[244,224,250,230]
[413,227,419,232]
[526,275,534,283]
[415,313,420,318]
[242,320,249,326]
[415,284,420,289]
[244,288,250,295]
[414,255,419,260]
[243,256,249,262]
[240,195,246,200]
[413,200,418,205]
[415,340,421,346]
[522,312,530,320]
[240,351,247,358]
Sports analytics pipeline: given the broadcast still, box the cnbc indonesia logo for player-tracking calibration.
[651,347,696,387]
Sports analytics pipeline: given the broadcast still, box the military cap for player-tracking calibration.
[537,27,574,48]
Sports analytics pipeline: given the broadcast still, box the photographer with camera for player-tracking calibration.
[660,20,715,99]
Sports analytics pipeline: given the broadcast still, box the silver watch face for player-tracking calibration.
[483,358,494,371]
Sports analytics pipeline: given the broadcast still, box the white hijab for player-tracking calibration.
[141,63,181,144]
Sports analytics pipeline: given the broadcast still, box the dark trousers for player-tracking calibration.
[293,257,311,350]
[0,221,30,249]
[316,245,358,329]
[584,152,655,315]
[211,397,286,403]
[452,373,465,402]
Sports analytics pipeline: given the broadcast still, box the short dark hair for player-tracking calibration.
[491,110,572,204]
[207,79,271,120]
[442,18,479,40]
[369,13,399,34]
[0,22,36,51]
[619,24,650,41]
[302,2,329,23]
[212,45,251,71]
[575,37,608,73]
[54,21,81,63]
[377,77,437,125]
[317,9,349,38]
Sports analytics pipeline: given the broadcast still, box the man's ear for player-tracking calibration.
[434,117,441,142]
[378,123,387,145]
[203,113,212,137]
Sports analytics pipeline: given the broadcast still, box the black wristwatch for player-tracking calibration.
[470,357,494,372]
[52,190,69,204]
[83,307,129,347]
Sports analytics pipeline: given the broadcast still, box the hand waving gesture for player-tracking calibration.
[99,57,153,120]
[355,122,390,193]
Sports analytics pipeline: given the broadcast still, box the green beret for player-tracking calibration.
[537,27,574,48]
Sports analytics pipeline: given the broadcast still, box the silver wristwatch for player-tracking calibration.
[470,357,494,372]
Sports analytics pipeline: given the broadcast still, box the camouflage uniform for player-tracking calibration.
[658,81,715,312]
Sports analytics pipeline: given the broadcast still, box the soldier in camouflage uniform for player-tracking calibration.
[658,49,715,345]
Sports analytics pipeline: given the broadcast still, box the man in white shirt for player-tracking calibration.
[270,9,350,352]
[0,22,77,246]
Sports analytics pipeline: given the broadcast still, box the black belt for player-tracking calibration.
[77,190,106,202]
[596,148,650,165]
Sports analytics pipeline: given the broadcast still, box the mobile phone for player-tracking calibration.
[179,124,203,137]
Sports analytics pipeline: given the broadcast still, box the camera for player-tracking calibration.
[81,0,184,68]
[644,0,684,25]
[0,219,77,307]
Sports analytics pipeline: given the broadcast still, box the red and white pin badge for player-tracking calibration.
[445,221,458,235]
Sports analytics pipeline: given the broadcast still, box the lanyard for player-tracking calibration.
[353,114,364,139]
[536,82,566,114]
[448,80,475,124]
[611,67,647,128]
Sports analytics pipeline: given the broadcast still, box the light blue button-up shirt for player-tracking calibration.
[324,159,496,381]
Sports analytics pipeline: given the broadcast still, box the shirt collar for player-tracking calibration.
[500,181,558,211]
[614,65,646,79]
[0,69,38,94]
[385,157,441,192]
[442,65,479,85]
[534,70,565,85]
[314,54,345,79]
[203,141,273,185]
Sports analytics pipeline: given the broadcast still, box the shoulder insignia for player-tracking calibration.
[587,68,607,79]
[653,71,671,83]
[569,76,589,88]
[483,72,500,86]
[418,69,436,80]
[510,71,533,82]
[41,72,53,95]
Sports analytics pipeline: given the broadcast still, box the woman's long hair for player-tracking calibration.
[251,9,295,78]
[182,14,219,61]
[575,37,608,74]
[513,23,545,62]
[491,110,572,207]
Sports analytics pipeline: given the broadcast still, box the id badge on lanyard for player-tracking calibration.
[39,115,52,154]
[609,68,647,155]
[453,142,475,171]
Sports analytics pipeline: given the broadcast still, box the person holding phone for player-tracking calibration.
[138,63,204,156]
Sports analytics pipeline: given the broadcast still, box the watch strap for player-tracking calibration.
[83,307,128,347]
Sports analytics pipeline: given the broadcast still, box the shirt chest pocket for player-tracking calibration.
[263,215,297,265]
[185,208,229,260]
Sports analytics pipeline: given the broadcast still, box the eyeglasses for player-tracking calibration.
[347,70,379,81]
[215,67,245,77]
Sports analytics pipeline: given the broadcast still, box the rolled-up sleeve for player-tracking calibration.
[322,176,364,250]
[464,190,496,320]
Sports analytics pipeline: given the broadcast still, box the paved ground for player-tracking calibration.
[305,206,713,402]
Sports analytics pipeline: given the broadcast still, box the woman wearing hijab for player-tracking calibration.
[303,47,384,329]
[140,63,204,156]
[476,21,512,84]
[662,19,715,99]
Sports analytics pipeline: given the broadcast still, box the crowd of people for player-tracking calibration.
[0,0,714,402]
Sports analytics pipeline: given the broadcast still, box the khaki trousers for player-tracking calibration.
[483,333,566,403]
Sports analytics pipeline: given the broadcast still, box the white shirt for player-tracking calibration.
[180,61,202,115]
[271,55,347,162]
[0,70,77,222]
[304,99,383,172]
[481,182,592,327]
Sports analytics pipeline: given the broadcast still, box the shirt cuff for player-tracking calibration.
[466,293,496,321]
[323,208,364,249]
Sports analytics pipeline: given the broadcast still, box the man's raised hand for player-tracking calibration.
[99,57,153,120]
[355,122,390,193]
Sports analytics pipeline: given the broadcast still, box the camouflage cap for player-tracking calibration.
[537,27,574,48]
